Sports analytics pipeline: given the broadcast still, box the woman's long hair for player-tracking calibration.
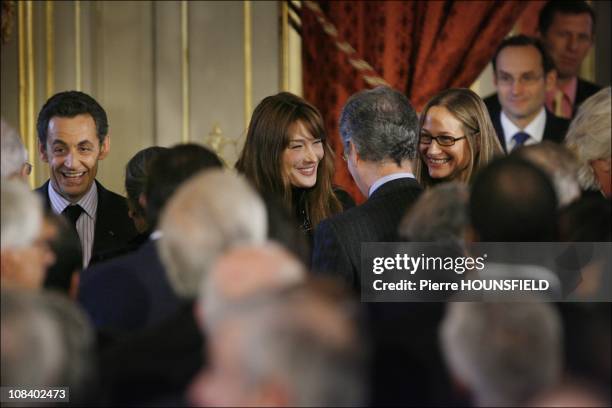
[236,92,342,227]
[415,88,503,187]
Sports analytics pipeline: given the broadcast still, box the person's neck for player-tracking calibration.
[505,109,541,130]
[50,180,85,204]
[362,160,414,193]
[556,75,576,88]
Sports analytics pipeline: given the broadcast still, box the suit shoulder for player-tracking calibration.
[547,110,570,128]
[578,78,602,94]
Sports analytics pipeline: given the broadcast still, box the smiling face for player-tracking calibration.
[419,106,472,182]
[282,121,324,189]
[494,45,555,127]
[541,12,593,80]
[39,114,109,203]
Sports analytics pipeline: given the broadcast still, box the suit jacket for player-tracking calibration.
[483,94,570,153]
[99,301,204,406]
[312,177,423,291]
[78,239,181,332]
[575,77,602,113]
[35,180,137,265]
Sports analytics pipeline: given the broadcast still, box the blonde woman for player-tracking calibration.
[416,88,503,187]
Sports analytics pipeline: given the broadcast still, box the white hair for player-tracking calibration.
[200,242,305,332]
[440,301,562,407]
[399,181,469,243]
[1,290,65,388]
[158,169,267,299]
[564,87,611,191]
[514,141,581,207]
[1,118,28,179]
[1,179,42,249]
[1,290,96,401]
[215,287,367,406]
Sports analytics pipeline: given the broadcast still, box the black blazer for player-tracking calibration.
[35,180,137,265]
[575,77,602,113]
[483,94,570,153]
[312,177,423,291]
[78,239,181,332]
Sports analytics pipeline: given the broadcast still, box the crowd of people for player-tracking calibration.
[1,1,610,407]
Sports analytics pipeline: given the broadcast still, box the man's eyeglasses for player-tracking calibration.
[419,134,466,147]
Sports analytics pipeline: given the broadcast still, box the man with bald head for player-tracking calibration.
[1,180,55,290]
[199,243,305,331]
[1,118,31,181]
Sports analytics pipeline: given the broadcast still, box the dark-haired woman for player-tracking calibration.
[236,92,353,241]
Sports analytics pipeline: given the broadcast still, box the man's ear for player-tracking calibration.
[350,140,361,163]
[138,192,147,211]
[98,135,111,160]
[545,69,557,92]
[39,141,49,163]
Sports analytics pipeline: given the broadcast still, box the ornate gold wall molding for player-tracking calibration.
[181,0,189,143]
[243,0,252,130]
[46,1,54,98]
[18,1,37,187]
[75,0,81,90]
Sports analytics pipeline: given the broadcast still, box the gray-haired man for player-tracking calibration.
[312,86,422,291]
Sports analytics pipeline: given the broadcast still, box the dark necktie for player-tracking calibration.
[62,205,83,232]
[512,132,530,151]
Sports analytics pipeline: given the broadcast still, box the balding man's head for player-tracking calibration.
[200,243,305,331]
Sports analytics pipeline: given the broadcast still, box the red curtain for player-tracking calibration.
[302,0,528,203]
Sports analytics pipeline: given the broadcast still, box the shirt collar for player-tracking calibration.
[368,172,415,197]
[48,181,98,219]
[149,230,163,240]
[500,107,546,146]
[561,76,578,104]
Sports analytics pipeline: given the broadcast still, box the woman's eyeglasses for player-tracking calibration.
[419,134,466,147]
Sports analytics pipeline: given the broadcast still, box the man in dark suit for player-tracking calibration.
[483,35,570,154]
[538,1,601,118]
[97,170,268,405]
[35,91,136,267]
[312,86,422,291]
[78,144,223,332]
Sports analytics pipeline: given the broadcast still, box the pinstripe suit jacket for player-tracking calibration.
[312,177,423,291]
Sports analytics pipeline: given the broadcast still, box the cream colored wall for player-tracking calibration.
[1,0,280,195]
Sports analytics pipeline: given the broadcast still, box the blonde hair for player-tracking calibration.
[415,88,503,187]
[564,87,611,191]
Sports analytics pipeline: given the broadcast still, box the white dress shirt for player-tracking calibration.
[368,172,416,198]
[500,107,546,151]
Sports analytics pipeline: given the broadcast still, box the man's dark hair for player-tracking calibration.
[125,146,168,219]
[43,212,83,294]
[145,143,223,228]
[492,35,555,75]
[538,0,596,36]
[470,157,558,242]
[36,91,109,145]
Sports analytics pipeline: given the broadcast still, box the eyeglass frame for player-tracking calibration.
[419,134,467,147]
